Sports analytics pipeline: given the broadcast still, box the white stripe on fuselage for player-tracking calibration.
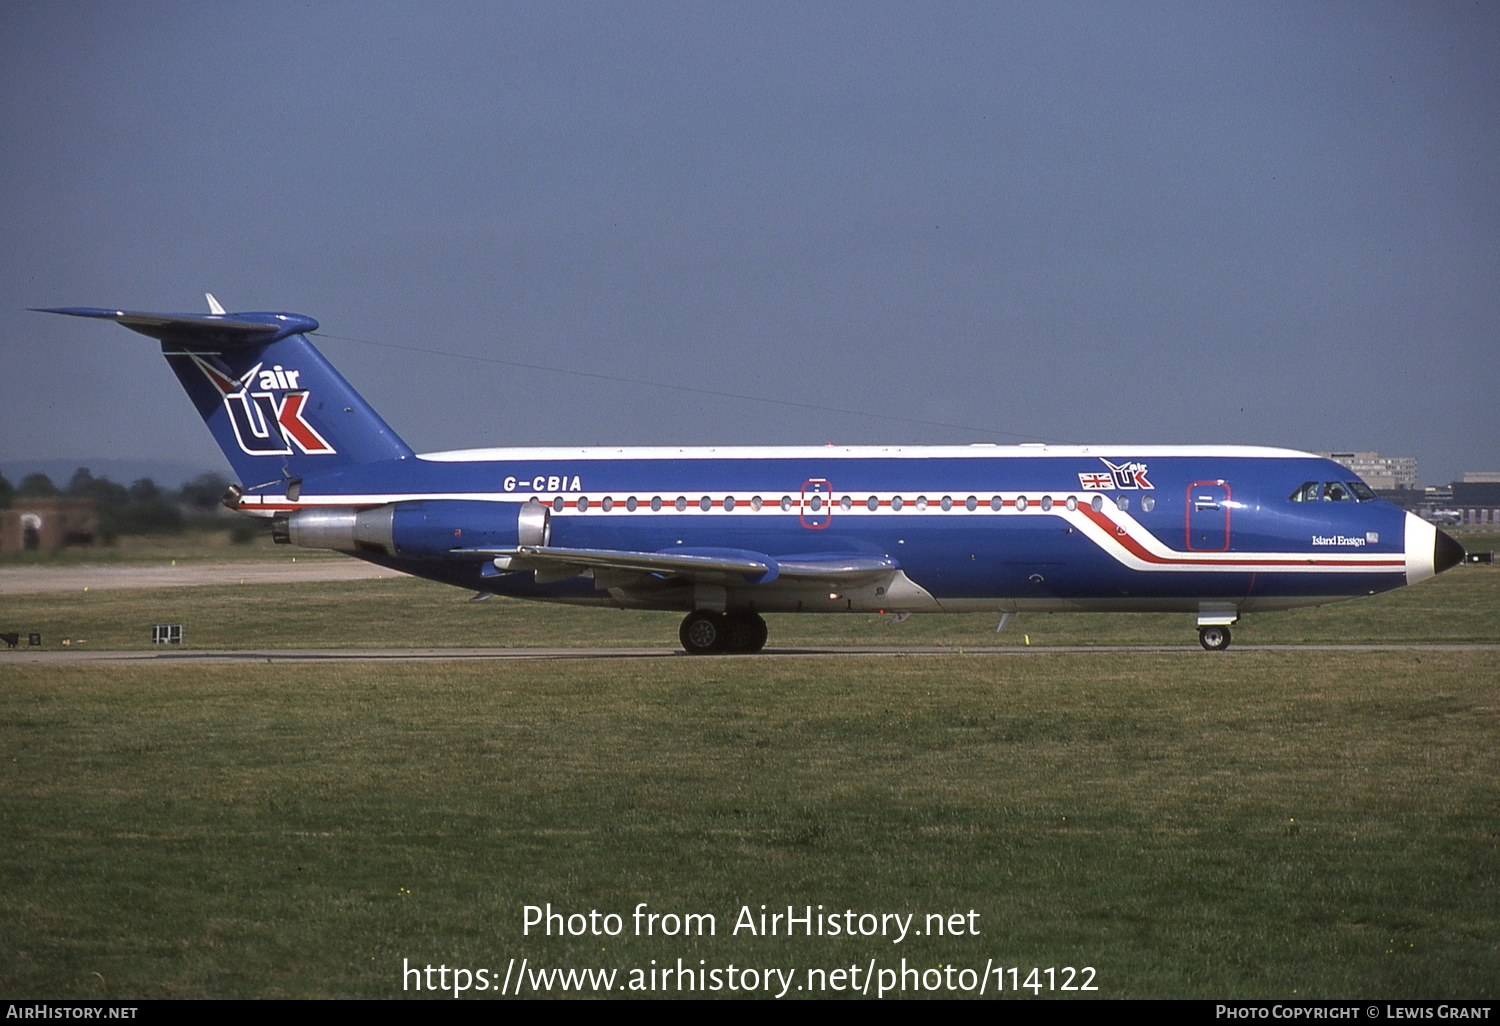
[239,487,1403,574]
[416,443,1321,462]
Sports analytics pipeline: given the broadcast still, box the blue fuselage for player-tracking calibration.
[239,445,1426,615]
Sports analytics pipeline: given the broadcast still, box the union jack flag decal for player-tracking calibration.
[188,354,336,457]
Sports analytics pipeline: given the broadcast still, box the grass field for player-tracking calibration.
[4,550,1498,651]
[1,545,1497,999]
[2,652,1497,999]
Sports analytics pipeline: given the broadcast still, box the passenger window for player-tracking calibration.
[751,495,763,511]
[1090,495,1103,512]
[966,496,978,511]
[867,495,879,511]
[1289,482,1320,502]
[989,496,1002,511]
[675,496,688,511]
[1140,495,1154,512]
[723,495,736,512]
[1323,481,1352,502]
[650,496,663,512]
[699,496,711,511]
[780,496,793,512]
[1116,496,1130,511]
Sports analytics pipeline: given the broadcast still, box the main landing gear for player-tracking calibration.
[1197,625,1232,651]
[679,611,768,655]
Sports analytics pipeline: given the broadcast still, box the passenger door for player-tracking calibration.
[1186,481,1231,551]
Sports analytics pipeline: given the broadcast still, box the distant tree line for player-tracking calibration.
[0,468,258,542]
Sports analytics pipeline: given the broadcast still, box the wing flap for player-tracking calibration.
[775,554,900,579]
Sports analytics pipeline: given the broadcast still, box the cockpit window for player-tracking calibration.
[1346,481,1376,502]
[1322,481,1352,502]
[1288,481,1320,502]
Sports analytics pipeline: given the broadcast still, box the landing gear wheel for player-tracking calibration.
[1198,625,1232,651]
[680,611,728,655]
[723,612,768,653]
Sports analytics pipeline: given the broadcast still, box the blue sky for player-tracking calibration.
[2,1,1495,485]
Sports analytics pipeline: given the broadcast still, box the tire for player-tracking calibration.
[724,612,768,653]
[1198,625,1232,651]
[680,611,728,655]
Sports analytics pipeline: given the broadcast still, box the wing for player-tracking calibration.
[490,545,777,584]
[459,544,899,586]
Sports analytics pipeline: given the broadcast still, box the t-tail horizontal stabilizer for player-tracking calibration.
[35,303,413,488]
[34,306,318,347]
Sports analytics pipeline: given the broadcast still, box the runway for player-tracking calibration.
[0,559,404,594]
[6,643,1498,664]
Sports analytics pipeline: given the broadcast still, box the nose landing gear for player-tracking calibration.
[679,611,768,654]
[1197,625,1232,651]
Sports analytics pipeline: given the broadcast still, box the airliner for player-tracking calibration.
[38,300,1466,653]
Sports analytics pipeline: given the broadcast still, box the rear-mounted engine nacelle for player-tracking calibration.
[272,499,550,558]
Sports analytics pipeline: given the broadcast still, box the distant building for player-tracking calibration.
[1448,482,1500,527]
[0,497,98,552]
[1462,472,1500,484]
[1317,452,1419,490]
[1376,482,1500,528]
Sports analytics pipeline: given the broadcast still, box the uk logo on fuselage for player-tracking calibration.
[1079,458,1153,490]
[189,355,336,456]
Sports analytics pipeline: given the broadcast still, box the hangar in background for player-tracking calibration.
[0,498,97,552]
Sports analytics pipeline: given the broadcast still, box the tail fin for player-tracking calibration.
[36,304,414,487]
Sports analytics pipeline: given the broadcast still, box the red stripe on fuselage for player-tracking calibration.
[1077,505,1401,569]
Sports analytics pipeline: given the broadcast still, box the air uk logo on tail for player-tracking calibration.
[189,355,336,457]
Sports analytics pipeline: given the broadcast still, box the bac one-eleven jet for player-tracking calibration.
[38,299,1465,653]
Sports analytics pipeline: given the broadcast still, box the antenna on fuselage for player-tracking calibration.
[205,293,226,315]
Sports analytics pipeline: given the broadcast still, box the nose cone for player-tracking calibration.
[1434,528,1466,575]
[1404,513,1469,585]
